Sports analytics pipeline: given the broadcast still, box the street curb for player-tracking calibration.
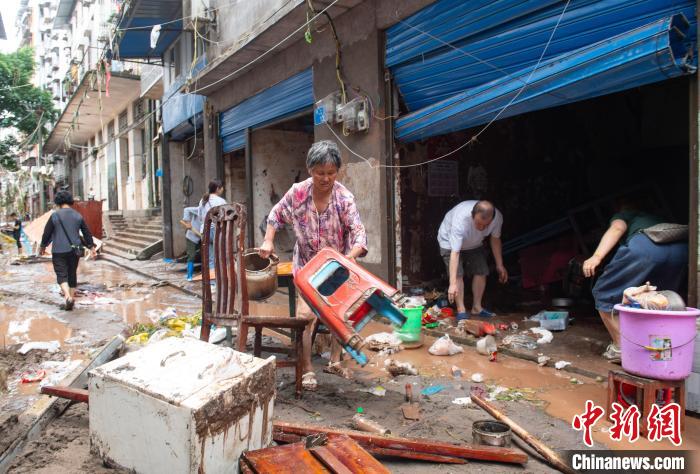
[100,256,202,299]
[0,334,125,472]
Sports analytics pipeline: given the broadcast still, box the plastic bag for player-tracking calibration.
[428,334,463,356]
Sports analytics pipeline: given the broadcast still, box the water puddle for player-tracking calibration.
[0,305,73,347]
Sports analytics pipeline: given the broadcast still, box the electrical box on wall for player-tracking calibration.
[337,97,370,133]
[314,93,370,133]
[314,92,341,126]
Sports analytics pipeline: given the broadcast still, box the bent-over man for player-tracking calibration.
[438,200,507,321]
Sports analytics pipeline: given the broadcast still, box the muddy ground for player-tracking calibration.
[3,253,700,473]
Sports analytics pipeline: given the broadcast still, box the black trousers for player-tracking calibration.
[52,252,80,288]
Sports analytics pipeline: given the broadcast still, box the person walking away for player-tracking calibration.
[259,140,368,391]
[180,206,202,281]
[438,200,508,321]
[39,191,96,310]
[582,201,687,363]
[198,179,226,270]
[10,212,22,256]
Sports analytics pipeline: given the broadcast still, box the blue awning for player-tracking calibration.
[387,0,697,112]
[395,14,696,142]
[115,0,183,59]
[220,69,314,154]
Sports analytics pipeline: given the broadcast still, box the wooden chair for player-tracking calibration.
[200,203,310,398]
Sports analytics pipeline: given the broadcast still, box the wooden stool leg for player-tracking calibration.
[295,328,304,399]
[254,327,262,357]
[237,321,249,352]
[200,322,212,343]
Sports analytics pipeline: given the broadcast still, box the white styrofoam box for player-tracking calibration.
[89,338,276,474]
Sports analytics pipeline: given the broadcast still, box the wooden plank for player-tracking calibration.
[40,386,89,404]
[369,447,467,464]
[322,435,390,474]
[274,432,466,465]
[309,446,354,474]
[273,421,527,465]
[242,442,328,473]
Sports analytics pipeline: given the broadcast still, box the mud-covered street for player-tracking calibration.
[2,249,698,473]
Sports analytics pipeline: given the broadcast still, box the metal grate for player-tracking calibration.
[118,110,128,131]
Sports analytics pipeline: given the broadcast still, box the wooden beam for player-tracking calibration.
[40,386,89,404]
[273,421,527,465]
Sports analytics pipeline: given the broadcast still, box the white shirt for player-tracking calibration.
[437,200,503,251]
[198,194,227,234]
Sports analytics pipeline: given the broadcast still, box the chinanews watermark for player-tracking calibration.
[564,400,691,473]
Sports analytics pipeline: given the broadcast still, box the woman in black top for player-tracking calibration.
[10,212,22,255]
[39,191,96,310]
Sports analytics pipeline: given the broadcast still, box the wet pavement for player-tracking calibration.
[0,254,202,440]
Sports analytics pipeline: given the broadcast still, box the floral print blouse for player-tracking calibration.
[267,178,368,274]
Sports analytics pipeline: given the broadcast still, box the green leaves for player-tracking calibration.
[0,47,58,170]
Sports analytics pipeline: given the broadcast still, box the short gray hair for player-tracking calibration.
[306,140,342,170]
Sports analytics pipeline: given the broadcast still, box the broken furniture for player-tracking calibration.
[607,369,686,434]
[273,421,527,465]
[295,248,408,365]
[88,338,275,474]
[200,203,311,398]
[241,433,390,474]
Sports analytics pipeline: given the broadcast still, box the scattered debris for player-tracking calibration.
[421,385,444,396]
[569,378,582,385]
[502,334,537,350]
[17,341,60,355]
[401,403,421,420]
[554,360,571,370]
[470,390,573,473]
[364,332,403,353]
[352,413,391,435]
[357,386,386,397]
[471,373,484,383]
[530,327,553,344]
[476,335,497,355]
[537,355,551,366]
[428,334,463,356]
[460,320,496,337]
[473,420,512,447]
[452,397,472,406]
[384,359,418,376]
[20,369,46,383]
[451,365,462,379]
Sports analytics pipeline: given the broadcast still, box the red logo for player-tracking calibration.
[647,403,682,446]
[609,402,640,443]
[572,400,605,447]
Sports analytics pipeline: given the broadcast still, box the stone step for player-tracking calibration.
[132,224,163,232]
[103,241,139,257]
[110,234,158,248]
[124,227,162,239]
[102,245,137,260]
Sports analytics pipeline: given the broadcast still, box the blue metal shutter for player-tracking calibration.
[396,15,696,142]
[220,68,314,153]
[387,0,697,141]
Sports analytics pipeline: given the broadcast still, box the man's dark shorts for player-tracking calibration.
[186,239,200,262]
[440,246,489,278]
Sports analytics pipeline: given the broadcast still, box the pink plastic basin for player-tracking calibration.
[616,304,700,380]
